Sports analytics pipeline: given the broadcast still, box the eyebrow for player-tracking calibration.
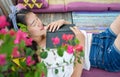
[30,19,35,26]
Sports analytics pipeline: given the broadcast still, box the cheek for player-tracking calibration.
[28,28,39,35]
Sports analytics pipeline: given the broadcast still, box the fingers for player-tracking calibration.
[47,20,64,32]
[52,23,62,32]
[56,24,61,31]
[47,22,60,32]
[47,22,56,32]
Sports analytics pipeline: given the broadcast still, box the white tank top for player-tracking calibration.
[41,30,92,77]
[41,49,75,77]
[81,30,92,70]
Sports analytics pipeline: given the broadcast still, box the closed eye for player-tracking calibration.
[30,17,38,27]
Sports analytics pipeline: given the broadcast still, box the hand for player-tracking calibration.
[70,27,84,77]
[70,27,85,50]
[46,19,65,32]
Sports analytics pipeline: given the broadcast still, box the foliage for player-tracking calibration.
[0,15,47,77]
[0,15,84,77]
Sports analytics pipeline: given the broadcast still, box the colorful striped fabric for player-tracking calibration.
[65,0,120,11]
[18,0,42,3]
[19,0,120,13]
[32,0,65,13]
[65,0,120,4]
[72,11,120,33]
[18,0,48,9]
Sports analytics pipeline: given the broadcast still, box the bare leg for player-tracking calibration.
[114,33,120,51]
[110,15,120,35]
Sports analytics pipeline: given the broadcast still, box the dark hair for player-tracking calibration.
[17,9,40,63]
[26,41,39,63]
[16,9,31,25]
[8,9,39,62]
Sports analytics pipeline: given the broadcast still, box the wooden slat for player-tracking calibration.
[37,12,73,25]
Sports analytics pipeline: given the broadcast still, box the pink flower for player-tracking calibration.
[52,36,60,45]
[67,34,74,40]
[74,45,83,52]
[67,45,74,54]
[0,28,7,34]
[62,34,74,41]
[0,54,6,66]
[14,30,27,44]
[25,38,33,46]
[12,47,20,58]
[62,34,68,41]
[14,30,33,46]
[9,29,16,36]
[41,72,45,77]
[26,56,35,66]
[0,16,9,29]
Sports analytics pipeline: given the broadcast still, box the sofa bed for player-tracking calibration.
[17,0,120,13]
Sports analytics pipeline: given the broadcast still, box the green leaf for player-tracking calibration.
[1,64,9,72]
[0,73,4,77]
[25,72,34,77]
[80,51,84,57]
[0,34,4,39]
[74,38,80,45]
[57,47,65,57]
[34,71,40,77]
[8,71,19,77]
[25,48,34,56]
[62,67,64,72]
[77,58,81,64]
[63,59,69,65]
[0,34,14,55]
[55,69,58,74]
[18,23,28,32]
[37,62,46,70]
[40,52,48,59]
[19,40,26,50]
[19,60,27,69]
[36,62,47,77]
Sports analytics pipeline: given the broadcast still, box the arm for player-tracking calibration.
[70,27,85,77]
[46,19,71,32]
[63,19,71,24]
[71,59,83,77]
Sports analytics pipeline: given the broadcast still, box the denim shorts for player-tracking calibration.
[90,28,120,72]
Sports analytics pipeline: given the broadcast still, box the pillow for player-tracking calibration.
[17,0,48,9]
[18,0,42,3]
[32,0,66,13]
[65,0,111,11]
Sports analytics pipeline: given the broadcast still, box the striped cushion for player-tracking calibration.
[18,0,48,9]
[65,0,120,4]
[65,0,120,11]
[32,0,65,13]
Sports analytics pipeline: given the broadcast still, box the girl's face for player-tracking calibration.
[25,12,46,37]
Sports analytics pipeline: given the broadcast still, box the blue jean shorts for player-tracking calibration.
[90,28,120,72]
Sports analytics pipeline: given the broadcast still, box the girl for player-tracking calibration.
[9,5,120,77]
[9,8,84,77]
